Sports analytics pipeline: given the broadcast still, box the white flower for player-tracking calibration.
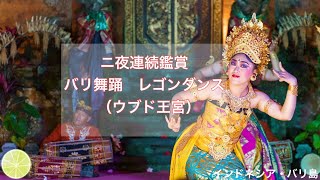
[147,167,153,172]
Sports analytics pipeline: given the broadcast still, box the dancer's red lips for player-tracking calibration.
[232,74,240,78]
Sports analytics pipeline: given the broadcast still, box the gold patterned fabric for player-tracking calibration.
[186,146,248,179]
[169,100,253,180]
[195,101,251,162]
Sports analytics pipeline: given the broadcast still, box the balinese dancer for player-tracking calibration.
[166,14,297,180]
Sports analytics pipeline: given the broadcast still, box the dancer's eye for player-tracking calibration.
[241,64,248,68]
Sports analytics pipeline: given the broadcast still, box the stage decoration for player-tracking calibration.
[0,16,72,65]
[18,16,72,52]
[0,31,15,65]
[66,0,114,126]
[275,12,319,51]
[316,25,320,54]
[270,140,295,175]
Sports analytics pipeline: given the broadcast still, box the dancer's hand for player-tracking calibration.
[272,62,297,85]
[165,115,181,132]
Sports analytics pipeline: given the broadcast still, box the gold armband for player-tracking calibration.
[190,87,199,101]
[263,99,273,113]
[288,84,298,96]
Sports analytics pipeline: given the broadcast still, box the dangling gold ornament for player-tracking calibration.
[10,40,17,60]
[316,25,320,54]
[33,32,40,48]
[316,32,320,54]
[283,32,289,49]
[43,32,49,53]
[276,12,316,50]
[222,81,255,113]
[299,27,306,47]
[1,48,8,65]
[292,28,298,47]
[54,36,60,49]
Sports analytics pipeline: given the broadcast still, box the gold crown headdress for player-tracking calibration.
[76,100,92,115]
[222,13,271,75]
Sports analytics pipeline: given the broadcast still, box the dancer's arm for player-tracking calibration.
[194,60,223,82]
[255,62,297,121]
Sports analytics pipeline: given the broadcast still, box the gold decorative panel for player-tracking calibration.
[124,0,222,60]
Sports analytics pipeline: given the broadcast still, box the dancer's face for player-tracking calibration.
[227,53,256,84]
